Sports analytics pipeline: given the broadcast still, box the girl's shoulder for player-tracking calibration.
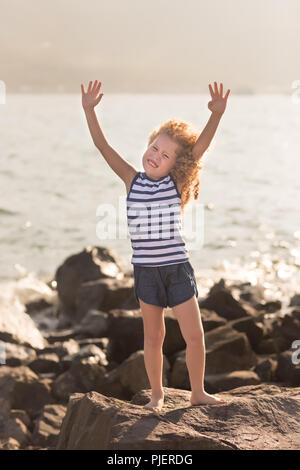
[125,170,140,197]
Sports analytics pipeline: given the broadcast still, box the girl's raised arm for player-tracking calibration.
[81,80,137,188]
[192,81,230,160]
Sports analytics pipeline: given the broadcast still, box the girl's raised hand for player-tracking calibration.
[208,82,230,116]
[81,80,104,110]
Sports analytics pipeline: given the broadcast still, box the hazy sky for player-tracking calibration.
[1,0,299,93]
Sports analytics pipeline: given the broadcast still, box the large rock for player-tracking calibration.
[205,370,261,393]
[226,316,264,350]
[90,350,170,401]
[75,277,134,320]
[107,309,186,365]
[204,325,257,374]
[276,350,300,385]
[0,299,46,350]
[199,287,251,321]
[0,366,54,418]
[56,384,300,450]
[55,246,126,320]
[51,357,106,402]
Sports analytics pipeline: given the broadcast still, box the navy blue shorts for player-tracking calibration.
[133,261,199,308]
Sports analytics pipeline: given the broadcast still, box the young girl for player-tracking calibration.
[81,80,230,412]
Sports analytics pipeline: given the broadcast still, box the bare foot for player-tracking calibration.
[144,394,165,413]
[190,391,227,406]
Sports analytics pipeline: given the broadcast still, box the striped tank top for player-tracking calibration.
[126,171,189,266]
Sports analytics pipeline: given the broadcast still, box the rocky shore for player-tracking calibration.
[0,246,300,450]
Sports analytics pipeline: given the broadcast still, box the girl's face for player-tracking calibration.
[142,134,180,180]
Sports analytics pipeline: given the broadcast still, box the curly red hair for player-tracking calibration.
[147,118,205,211]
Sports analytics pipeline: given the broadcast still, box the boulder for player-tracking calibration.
[72,309,108,338]
[75,277,134,320]
[169,350,190,389]
[106,309,144,364]
[56,384,300,450]
[199,288,250,321]
[276,351,300,385]
[254,355,277,382]
[226,316,264,350]
[205,370,261,393]
[55,246,126,319]
[199,309,227,332]
[0,366,54,418]
[204,325,257,374]
[106,309,186,365]
[51,357,106,402]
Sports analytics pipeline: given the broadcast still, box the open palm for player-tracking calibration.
[208,81,230,115]
[81,80,104,110]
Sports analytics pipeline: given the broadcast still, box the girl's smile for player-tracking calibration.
[147,158,159,168]
[142,133,180,180]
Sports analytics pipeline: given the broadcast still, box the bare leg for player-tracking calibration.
[172,296,227,405]
[139,297,165,412]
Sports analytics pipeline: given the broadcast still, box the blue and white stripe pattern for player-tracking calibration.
[126,171,189,266]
